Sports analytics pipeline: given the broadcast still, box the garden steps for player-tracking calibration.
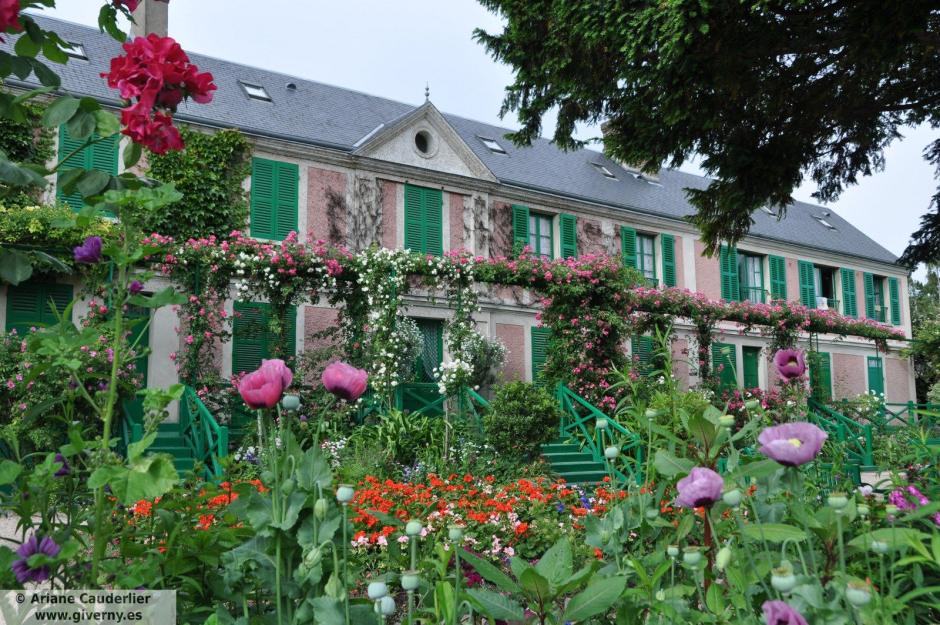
[148,423,197,475]
[541,439,608,485]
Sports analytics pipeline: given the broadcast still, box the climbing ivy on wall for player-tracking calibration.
[143,126,250,240]
[0,102,54,208]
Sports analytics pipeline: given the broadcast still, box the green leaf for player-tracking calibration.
[29,59,60,87]
[563,575,627,621]
[460,549,520,593]
[849,528,928,551]
[296,447,333,491]
[93,110,120,137]
[123,140,142,169]
[66,110,95,140]
[128,287,187,309]
[465,588,526,621]
[519,567,550,600]
[535,537,573,586]
[0,248,34,285]
[42,96,80,128]
[14,32,41,58]
[75,169,110,197]
[705,582,725,614]
[0,460,22,485]
[310,596,344,625]
[740,523,807,543]
[653,450,694,476]
[728,458,783,482]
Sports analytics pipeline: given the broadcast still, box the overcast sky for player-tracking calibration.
[45,0,935,278]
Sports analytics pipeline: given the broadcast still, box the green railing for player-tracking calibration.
[179,386,229,478]
[807,398,874,467]
[878,402,940,432]
[555,383,644,484]
[118,397,144,457]
[356,383,490,430]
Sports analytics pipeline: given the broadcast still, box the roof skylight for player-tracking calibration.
[592,163,617,180]
[240,81,271,101]
[760,206,777,217]
[63,42,87,60]
[813,213,837,230]
[479,137,506,154]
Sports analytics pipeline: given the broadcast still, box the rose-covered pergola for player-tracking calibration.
[145,231,905,409]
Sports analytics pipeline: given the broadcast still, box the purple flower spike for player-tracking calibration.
[758,422,828,466]
[676,467,723,508]
[53,453,70,477]
[73,236,103,264]
[773,348,806,380]
[762,600,808,625]
[128,280,144,295]
[11,533,60,584]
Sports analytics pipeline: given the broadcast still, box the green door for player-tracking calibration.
[742,346,761,389]
[401,318,444,414]
[867,356,884,397]
[122,305,151,423]
[809,352,832,403]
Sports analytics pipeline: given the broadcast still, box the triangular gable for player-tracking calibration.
[353,101,498,182]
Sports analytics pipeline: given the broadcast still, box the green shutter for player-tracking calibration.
[798,260,816,307]
[711,342,737,389]
[531,327,551,382]
[403,184,443,256]
[888,277,901,325]
[424,187,443,256]
[511,204,529,254]
[620,226,637,269]
[867,356,884,396]
[250,158,276,239]
[232,301,269,374]
[661,234,676,287]
[56,127,118,211]
[863,272,876,318]
[126,305,151,386]
[809,352,832,403]
[768,255,787,301]
[632,335,654,376]
[840,269,857,318]
[559,213,577,258]
[742,346,761,389]
[6,281,73,335]
[274,161,299,240]
[719,245,739,301]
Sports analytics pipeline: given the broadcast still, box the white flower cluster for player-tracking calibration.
[434,358,473,396]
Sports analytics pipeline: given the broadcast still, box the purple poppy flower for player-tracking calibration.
[73,236,102,264]
[773,349,806,380]
[758,422,828,466]
[128,280,144,295]
[53,453,70,477]
[676,467,723,508]
[11,533,60,584]
[762,600,808,625]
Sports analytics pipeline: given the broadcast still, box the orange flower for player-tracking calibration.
[594,548,604,560]
[197,514,215,530]
[515,522,529,535]
[132,499,153,517]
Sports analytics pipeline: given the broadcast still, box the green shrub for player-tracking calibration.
[351,408,444,467]
[484,381,562,460]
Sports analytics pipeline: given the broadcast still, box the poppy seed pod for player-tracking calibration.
[604,446,620,460]
[846,581,872,607]
[448,525,464,542]
[367,581,388,600]
[667,545,680,558]
[336,484,355,504]
[378,596,396,616]
[401,570,420,591]
[405,520,423,536]
[682,547,702,567]
[771,562,798,593]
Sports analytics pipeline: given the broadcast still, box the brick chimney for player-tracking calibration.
[131,0,169,38]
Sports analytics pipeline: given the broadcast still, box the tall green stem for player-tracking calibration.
[90,236,128,581]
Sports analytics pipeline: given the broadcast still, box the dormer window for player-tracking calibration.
[240,81,271,101]
[592,163,617,180]
[478,137,506,154]
[63,42,87,60]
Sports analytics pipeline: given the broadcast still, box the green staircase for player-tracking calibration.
[541,439,608,484]
[150,421,196,474]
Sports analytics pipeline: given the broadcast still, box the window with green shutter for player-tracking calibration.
[621,226,637,270]
[637,234,656,284]
[768,255,787,301]
[530,327,551,382]
[661,234,676,287]
[809,352,832,402]
[403,183,443,256]
[511,204,529,255]
[840,268,858,318]
[863,272,876,319]
[250,157,299,241]
[719,245,740,302]
[888,277,901,325]
[528,212,554,259]
[798,260,817,307]
[711,342,737,389]
[412,318,444,383]
[5,281,73,335]
[742,346,761,389]
[632,335,654,376]
[738,253,765,303]
[232,301,296,374]
[56,127,118,211]
[559,213,577,258]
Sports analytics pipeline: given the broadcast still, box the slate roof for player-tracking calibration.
[6,14,899,265]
